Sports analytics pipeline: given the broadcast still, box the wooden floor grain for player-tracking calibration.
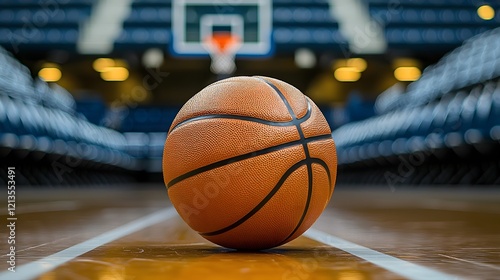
[1,186,499,280]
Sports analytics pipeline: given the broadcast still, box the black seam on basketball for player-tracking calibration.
[199,160,308,237]
[257,78,310,155]
[169,101,312,132]
[310,158,333,195]
[276,158,332,246]
[282,163,313,241]
[198,158,331,238]
[259,78,314,245]
[257,78,297,117]
[166,134,332,188]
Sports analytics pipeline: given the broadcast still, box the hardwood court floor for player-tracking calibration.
[1,186,499,280]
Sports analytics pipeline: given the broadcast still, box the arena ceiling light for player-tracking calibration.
[334,58,367,72]
[94,58,129,81]
[38,63,62,82]
[477,5,495,20]
[100,67,129,82]
[394,66,421,82]
[348,58,367,72]
[142,48,165,68]
[295,48,316,69]
[93,58,115,72]
[93,58,128,72]
[334,67,361,82]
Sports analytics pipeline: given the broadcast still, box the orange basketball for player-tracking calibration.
[163,76,337,250]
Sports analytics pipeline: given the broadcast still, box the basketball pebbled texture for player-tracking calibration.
[163,76,337,250]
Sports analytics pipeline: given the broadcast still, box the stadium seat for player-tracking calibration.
[333,26,500,184]
[0,46,139,173]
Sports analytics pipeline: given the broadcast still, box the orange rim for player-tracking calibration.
[204,32,241,53]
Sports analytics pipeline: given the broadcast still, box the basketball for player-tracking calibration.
[163,76,337,250]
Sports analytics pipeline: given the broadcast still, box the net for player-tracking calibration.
[203,33,241,75]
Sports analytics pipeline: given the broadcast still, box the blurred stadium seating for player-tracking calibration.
[0,46,138,185]
[333,27,500,185]
[369,0,500,49]
[0,0,94,50]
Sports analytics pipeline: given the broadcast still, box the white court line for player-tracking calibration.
[0,208,177,280]
[304,228,464,280]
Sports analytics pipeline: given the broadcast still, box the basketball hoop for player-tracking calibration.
[203,33,241,75]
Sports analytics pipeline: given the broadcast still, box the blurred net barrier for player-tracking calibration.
[333,28,500,186]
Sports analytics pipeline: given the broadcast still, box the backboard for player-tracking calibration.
[171,0,273,57]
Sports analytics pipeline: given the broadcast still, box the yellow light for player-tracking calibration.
[38,67,62,82]
[347,58,367,72]
[93,58,115,72]
[100,67,129,81]
[394,66,421,81]
[333,58,367,72]
[334,67,361,82]
[477,5,495,20]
